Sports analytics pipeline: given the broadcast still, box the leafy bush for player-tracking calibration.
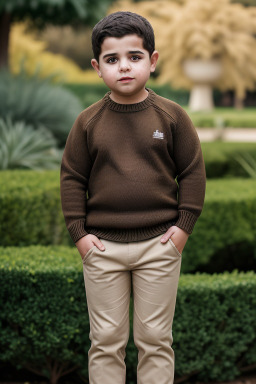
[0,170,255,274]
[0,246,255,383]
[188,107,256,128]
[185,178,256,273]
[0,118,61,170]
[0,170,69,247]
[0,70,82,146]
[201,141,256,178]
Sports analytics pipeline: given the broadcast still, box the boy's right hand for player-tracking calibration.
[76,234,105,260]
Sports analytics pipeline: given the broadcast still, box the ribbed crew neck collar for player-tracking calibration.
[103,88,156,112]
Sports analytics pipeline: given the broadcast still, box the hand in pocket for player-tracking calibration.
[76,234,105,260]
[160,226,189,254]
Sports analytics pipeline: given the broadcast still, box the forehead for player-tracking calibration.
[100,34,146,55]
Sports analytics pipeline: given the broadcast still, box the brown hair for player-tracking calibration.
[91,11,155,62]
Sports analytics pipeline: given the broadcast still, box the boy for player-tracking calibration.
[60,11,206,384]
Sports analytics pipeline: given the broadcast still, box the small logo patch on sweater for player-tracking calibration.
[153,130,164,139]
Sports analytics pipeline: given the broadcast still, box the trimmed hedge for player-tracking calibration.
[0,170,70,247]
[0,246,255,384]
[186,178,256,273]
[0,171,255,273]
[201,141,256,178]
[188,107,256,128]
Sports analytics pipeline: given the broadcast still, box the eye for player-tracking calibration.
[131,55,141,61]
[106,57,117,64]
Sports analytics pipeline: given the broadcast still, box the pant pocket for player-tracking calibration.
[168,238,182,258]
[82,245,97,264]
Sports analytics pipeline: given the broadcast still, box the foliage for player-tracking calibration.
[110,0,256,99]
[234,152,256,178]
[186,178,256,273]
[1,170,256,275]
[0,118,61,170]
[0,246,86,384]
[0,0,115,28]
[0,249,255,383]
[36,25,94,70]
[201,141,256,178]
[187,107,256,128]
[0,69,82,146]
[0,170,69,247]
[232,0,256,5]
[174,271,256,382]
[9,23,101,83]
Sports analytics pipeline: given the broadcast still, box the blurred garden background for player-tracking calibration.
[0,0,256,383]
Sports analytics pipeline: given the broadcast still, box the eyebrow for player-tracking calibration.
[103,50,145,59]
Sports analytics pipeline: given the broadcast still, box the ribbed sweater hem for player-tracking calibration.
[175,210,198,234]
[86,220,177,243]
[68,220,88,243]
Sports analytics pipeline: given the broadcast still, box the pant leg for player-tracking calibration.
[82,239,131,384]
[132,234,182,384]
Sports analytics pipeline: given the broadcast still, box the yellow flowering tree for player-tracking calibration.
[0,0,115,69]
[110,0,256,105]
[9,23,101,83]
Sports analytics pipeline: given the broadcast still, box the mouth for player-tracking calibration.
[118,77,134,82]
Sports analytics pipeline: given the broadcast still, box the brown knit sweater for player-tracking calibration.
[60,88,206,243]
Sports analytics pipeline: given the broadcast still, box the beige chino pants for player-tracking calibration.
[82,233,182,384]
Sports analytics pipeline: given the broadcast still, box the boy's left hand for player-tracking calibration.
[160,226,189,254]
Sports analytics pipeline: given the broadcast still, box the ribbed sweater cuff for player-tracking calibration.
[175,210,198,234]
[68,220,88,243]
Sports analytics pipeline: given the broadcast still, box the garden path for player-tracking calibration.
[196,128,256,142]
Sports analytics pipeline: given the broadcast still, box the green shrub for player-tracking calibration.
[0,70,82,147]
[1,171,255,274]
[202,142,256,178]
[184,178,256,273]
[64,82,109,108]
[0,246,255,383]
[0,170,70,246]
[188,107,256,128]
[0,118,61,170]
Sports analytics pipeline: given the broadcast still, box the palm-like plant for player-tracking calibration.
[0,118,62,170]
[0,69,82,146]
[234,152,256,178]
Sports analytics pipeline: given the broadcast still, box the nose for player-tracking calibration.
[119,58,131,72]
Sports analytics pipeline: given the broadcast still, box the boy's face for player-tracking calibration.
[91,34,159,104]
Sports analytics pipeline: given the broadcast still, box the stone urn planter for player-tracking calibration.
[183,59,222,111]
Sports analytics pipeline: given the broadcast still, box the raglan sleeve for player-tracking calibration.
[60,113,92,243]
[172,106,206,234]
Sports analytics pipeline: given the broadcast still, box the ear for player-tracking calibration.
[150,50,159,73]
[91,59,102,78]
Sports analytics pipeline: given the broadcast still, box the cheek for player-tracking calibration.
[101,67,116,79]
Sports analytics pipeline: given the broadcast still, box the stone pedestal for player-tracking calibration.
[183,59,222,111]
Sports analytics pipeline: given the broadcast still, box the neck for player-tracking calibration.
[109,88,148,104]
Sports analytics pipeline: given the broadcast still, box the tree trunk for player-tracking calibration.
[0,11,11,69]
[234,95,244,109]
